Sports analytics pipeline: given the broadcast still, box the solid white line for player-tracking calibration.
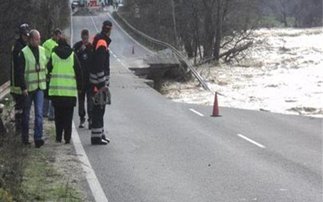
[90,15,100,33]
[72,123,109,202]
[70,12,74,44]
[189,108,205,117]
[237,134,266,149]
[107,13,154,54]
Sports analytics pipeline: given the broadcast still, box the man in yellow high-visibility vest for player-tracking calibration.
[48,37,83,144]
[17,30,48,148]
[42,28,62,121]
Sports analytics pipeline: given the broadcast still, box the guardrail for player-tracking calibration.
[112,12,211,91]
[0,81,10,100]
[0,81,9,134]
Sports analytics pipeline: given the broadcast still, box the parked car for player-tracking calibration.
[71,1,80,10]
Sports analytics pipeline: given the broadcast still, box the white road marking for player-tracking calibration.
[71,123,109,202]
[189,108,205,117]
[72,15,108,202]
[70,14,74,43]
[107,13,154,54]
[90,15,99,32]
[237,134,266,149]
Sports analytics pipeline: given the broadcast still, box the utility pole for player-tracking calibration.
[171,0,179,48]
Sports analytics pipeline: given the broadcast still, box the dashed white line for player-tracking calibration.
[189,108,205,117]
[237,134,266,149]
[90,15,100,33]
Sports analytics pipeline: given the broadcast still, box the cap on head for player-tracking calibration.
[19,23,30,36]
[53,28,62,36]
[102,20,112,34]
[103,20,112,27]
[81,29,89,36]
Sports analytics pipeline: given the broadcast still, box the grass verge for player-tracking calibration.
[0,96,87,201]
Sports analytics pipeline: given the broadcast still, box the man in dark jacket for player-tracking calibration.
[48,37,83,144]
[90,20,112,145]
[73,29,94,129]
[10,23,30,132]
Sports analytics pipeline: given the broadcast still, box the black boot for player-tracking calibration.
[23,141,31,146]
[102,134,110,143]
[91,137,108,145]
[35,139,44,148]
[79,118,85,128]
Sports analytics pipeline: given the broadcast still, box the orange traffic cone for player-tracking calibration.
[132,46,135,54]
[211,92,220,117]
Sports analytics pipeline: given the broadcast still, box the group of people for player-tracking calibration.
[10,20,113,147]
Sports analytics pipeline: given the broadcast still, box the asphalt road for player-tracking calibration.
[72,11,322,202]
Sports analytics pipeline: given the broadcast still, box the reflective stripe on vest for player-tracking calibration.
[22,46,48,92]
[48,52,77,97]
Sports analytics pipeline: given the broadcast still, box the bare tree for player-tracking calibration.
[0,0,70,84]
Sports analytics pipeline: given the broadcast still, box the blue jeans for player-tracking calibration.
[22,90,44,142]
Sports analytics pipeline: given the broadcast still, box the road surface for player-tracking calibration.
[72,11,322,202]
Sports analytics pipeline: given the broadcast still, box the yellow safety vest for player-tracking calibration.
[43,38,58,59]
[48,52,77,97]
[22,46,47,92]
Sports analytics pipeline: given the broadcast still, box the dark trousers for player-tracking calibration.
[12,94,24,132]
[78,86,93,122]
[54,106,74,142]
[91,102,106,138]
[43,98,55,119]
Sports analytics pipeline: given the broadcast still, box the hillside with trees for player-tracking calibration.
[0,0,70,85]
[117,0,322,63]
